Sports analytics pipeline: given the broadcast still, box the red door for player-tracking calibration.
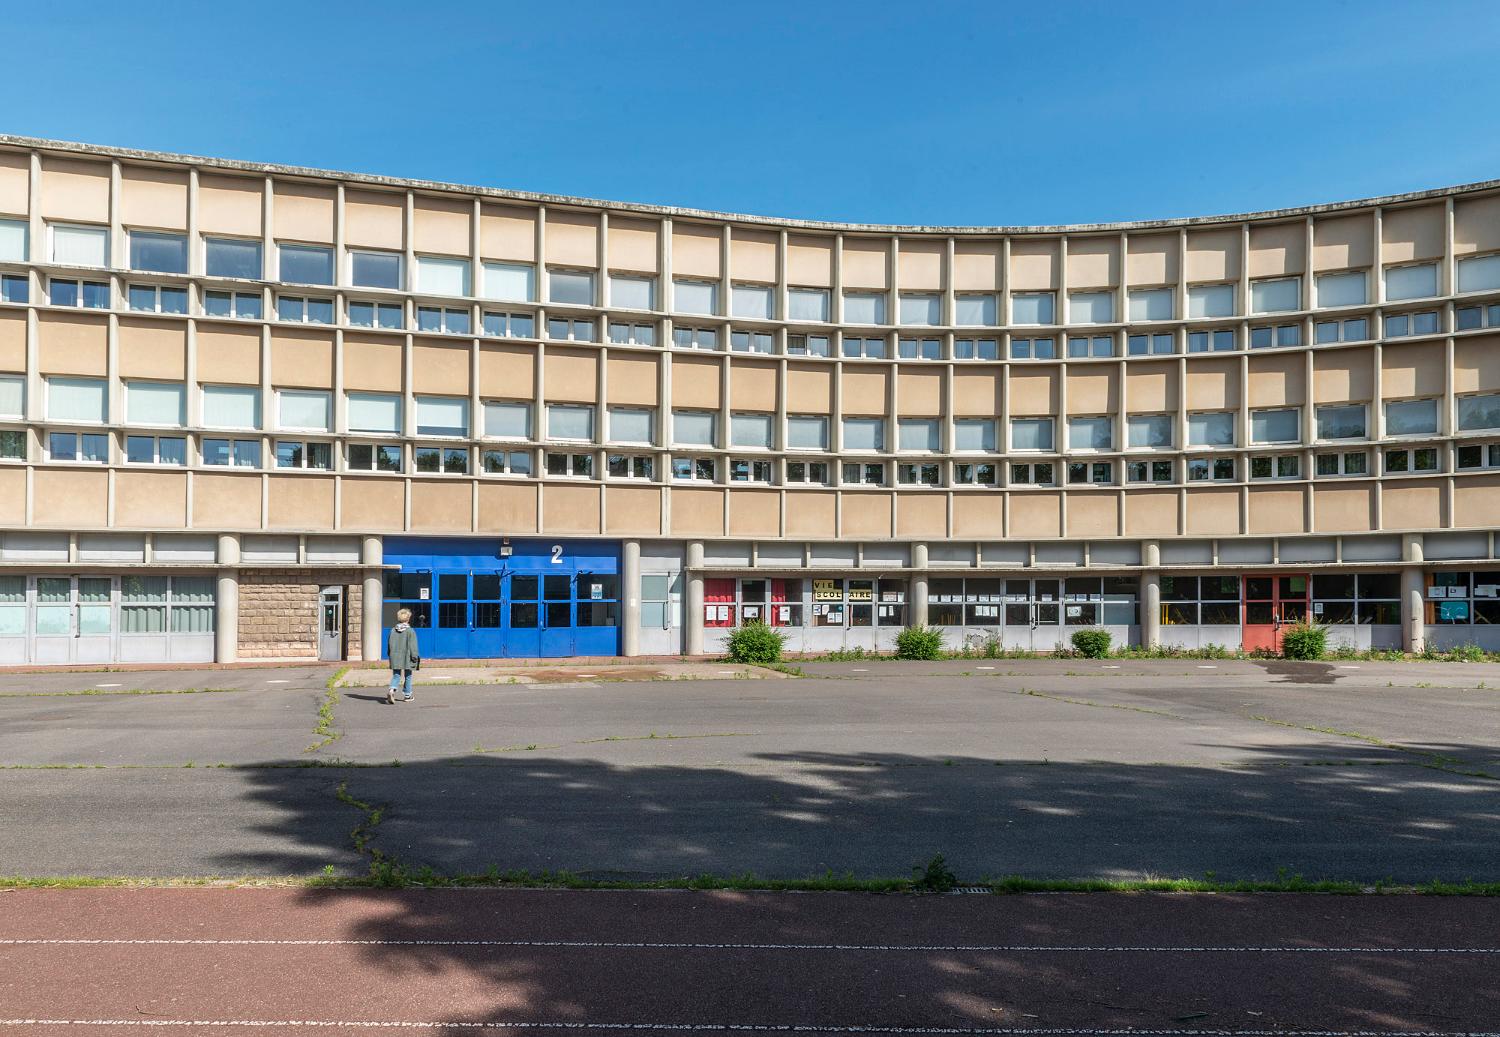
[1242,574,1309,653]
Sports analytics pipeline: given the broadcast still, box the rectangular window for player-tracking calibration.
[48,278,109,309]
[204,290,262,320]
[1456,304,1500,332]
[548,317,596,342]
[1127,413,1173,449]
[415,256,470,297]
[1010,336,1055,360]
[1251,408,1300,444]
[350,250,403,289]
[1383,311,1441,338]
[731,412,773,449]
[731,329,775,354]
[1127,332,1174,356]
[729,458,774,483]
[484,400,531,440]
[955,293,996,325]
[481,448,533,476]
[1456,443,1500,470]
[1187,456,1235,481]
[604,273,653,311]
[1250,454,1301,480]
[898,418,940,452]
[205,237,262,279]
[1315,450,1368,477]
[841,462,886,485]
[349,300,404,330]
[346,443,403,473]
[1457,253,1500,294]
[952,461,997,485]
[1127,459,1175,483]
[672,325,718,350]
[787,415,828,450]
[1384,262,1438,301]
[0,375,23,418]
[672,456,717,482]
[203,385,261,429]
[1316,404,1366,441]
[484,262,536,302]
[786,459,830,484]
[1011,291,1055,325]
[548,268,595,306]
[842,417,884,452]
[1069,291,1113,324]
[1,273,28,303]
[842,336,886,359]
[277,389,331,431]
[128,230,187,274]
[0,218,27,261]
[276,295,333,324]
[898,462,942,486]
[1250,277,1300,313]
[954,418,995,452]
[606,453,654,480]
[48,431,109,463]
[50,224,109,266]
[675,279,719,315]
[347,392,402,435]
[1458,393,1500,433]
[410,396,467,438]
[125,382,186,426]
[1067,334,1115,358]
[1314,317,1369,344]
[1385,398,1437,437]
[414,445,469,474]
[1316,270,1367,308]
[606,406,653,445]
[672,410,718,447]
[899,293,940,326]
[842,291,886,325]
[274,440,332,470]
[788,287,830,322]
[1188,328,1237,352]
[544,451,593,478]
[416,305,472,335]
[1128,288,1173,321]
[202,438,261,468]
[898,337,941,359]
[731,283,772,319]
[278,244,334,285]
[608,321,654,346]
[1187,411,1234,447]
[1010,461,1055,485]
[787,333,831,357]
[47,377,108,423]
[1068,416,1112,451]
[1010,418,1054,451]
[954,337,998,360]
[125,434,187,465]
[1383,446,1439,475]
[1067,460,1114,484]
[1188,283,1235,318]
[128,284,188,314]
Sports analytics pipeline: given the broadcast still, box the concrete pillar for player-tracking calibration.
[685,540,705,656]
[911,542,929,627]
[621,539,641,657]
[215,533,241,664]
[1402,533,1425,654]
[361,535,383,664]
[1140,539,1161,649]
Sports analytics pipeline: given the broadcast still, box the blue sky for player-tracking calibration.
[8,0,1498,226]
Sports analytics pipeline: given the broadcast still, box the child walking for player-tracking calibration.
[386,608,420,704]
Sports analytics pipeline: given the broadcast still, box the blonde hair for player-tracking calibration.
[396,608,412,623]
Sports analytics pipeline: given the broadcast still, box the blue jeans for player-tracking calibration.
[389,670,414,699]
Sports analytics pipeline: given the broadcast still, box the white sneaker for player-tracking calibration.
[386,688,396,704]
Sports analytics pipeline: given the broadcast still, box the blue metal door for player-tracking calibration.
[506,572,543,658]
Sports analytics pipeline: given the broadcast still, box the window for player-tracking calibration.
[1250,454,1301,480]
[898,462,941,485]
[1456,303,1500,332]
[202,385,261,430]
[1383,446,1439,475]
[672,410,717,447]
[731,413,773,449]
[1426,570,1500,627]
[350,250,403,290]
[841,461,886,485]
[48,278,109,309]
[1068,416,1112,451]
[485,400,531,440]
[952,460,997,485]
[548,316,596,342]
[898,418,940,452]
[1457,443,1500,470]
[1010,461,1055,485]
[731,329,775,354]
[1,273,28,303]
[1011,292,1055,325]
[1187,456,1235,481]
[787,415,828,450]
[128,283,188,314]
[47,377,107,423]
[1067,460,1114,484]
[675,279,719,315]
[1458,393,1500,433]
[1010,417,1054,451]
[347,443,403,473]
[1188,283,1235,318]
[1187,411,1234,447]
[607,274,655,311]
[126,434,187,465]
[1127,287,1173,321]
[1251,276,1300,313]
[204,290,263,319]
[274,440,332,470]
[898,337,941,359]
[416,445,470,474]
[484,311,536,338]
[1160,575,1242,627]
[1312,572,1402,626]
[276,295,333,324]
[48,431,109,463]
[1010,336,1055,359]
[672,456,717,482]
[481,449,533,476]
[347,392,402,435]
[540,403,592,442]
[1127,459,1174,483]
[1383,311,1440,338]
[1385,398,1437,437]
[842,335,886,359]
[0,375,22,418]
[545,451,594,478]
[417,305,472,335]
[1316,270,1367,308]
[1457,253,1500,295]
[0,218,26,261]
[955,293,996,325]
[50,224,108,266]
[126,382,186,426]
[127,230,187,274]
[1126,413,1173,449]
[0,429,20,461]
[1188,328,1237,353]
[1384,262,1438,302]
[786,459,830,484]
[730,458,774,483]
[1069,291,1113,324]
[278,244,334,285]
[1316,404,1366,441]
[1250,323,1301,348]
[1314,317,1368,344]
[548,268,595,305]
[1068,334,1114,358]
[842,291,886,324]
[1315,450,1368,477]
[204,237,262,280]
[609,407,654,445]
[484,262,535,302]
[842,417,884,452]
[277,389,331,432]
[606,453,654,480]
[416,256,470,297]
[954,418,995,452]
[202,438,261,468]
[731,283,772,319]
[787,333,830,357]
[899,293,940,326]
[672,325,718,350]
[955,337,999,360]
[349,300,404,329]
[1251,408,1300,444]
[1127,332,1174,356]
[788,287,829,322]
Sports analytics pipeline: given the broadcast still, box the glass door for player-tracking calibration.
[1001,579,1033,650]
[539,573,574,657]
[505,574,542,658]
[1031,578,1063,652]
[470,572,503,659]
[1243,574,1308,653]
[32,576,115,664]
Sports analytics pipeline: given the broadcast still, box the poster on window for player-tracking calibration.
[777,605,792,624]
[1066,605,1081,618]
[743,605,762,622]
[847,585,873,602]
[813,579,841,602]
[1439,600,1470,621]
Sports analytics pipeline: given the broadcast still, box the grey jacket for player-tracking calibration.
[387,624,420,671]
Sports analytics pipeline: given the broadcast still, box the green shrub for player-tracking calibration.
[1447,642,1487,663]
[894,625,945,660]
[725,622,785,665]
[1280,622,1327,660]
[1070,628,1112,658]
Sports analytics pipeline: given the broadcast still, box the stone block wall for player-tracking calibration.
[238,569,364,661]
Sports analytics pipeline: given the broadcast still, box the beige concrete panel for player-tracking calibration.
[1247,221,1305,277]
[1184,227,1240,282]
[120,166,188,230]
[842,492,893,537]
[952,368,1002,417]
[1008,368,1059,417]
[272,181,335,243]
[0,151,29,216]
[340,478,405,531]
[1185,488,1240,535]
[1125,233,1177,287]
[1453,474,1500,526]
[841,238,889,290]
[840,367,889,415]
[730,360,778,411]
[0,312,26,372]
[1066,492,1118,537]
[609,217,661,274]
[1009,491,1061,538]
[115,470,187,528]
[197,325,263,386]
[545,210,600,267]
[1312,213,1374,271]
[37,313,108,376]
[606,353,659,407]
[785,491,836,537]
[1247,487,1306,534]
[1124,361,1175,413]
[1009,239,1059,290]
[787,234,833,287]
[342,334,404,393]
[1185,357,1239,410]
[728,489,781,537]
[1312,347,1373,405]
[408,480,472,532]
[605,485,662,535]
[1312,484,1375,533]
[344,189,405,250]
[33,468,107,526]
[895,493,946,537]
[1454,193,1500,256]
[1247,353,1305,408]
[669,487,725,536]
[270,329,335,389]
[39,157,109,223]
[951,493,1003,537]
[897,368,943,417]
[477,481,539,533]
[412,195,472,256]
[198,174,264,237]
[192,473,262,529]
[670,355,720,410]
[1124,489,1179,536]
[0,468,24,524]
[1380,342,1445,400]
[544,348,598,404]
[479,344,536,398]
[268,474,335,530]
[412,339,471,396]
[1383,482,1443,530]
[1381,203,1445,263]
[672,223,720,279]
[541,482,601,534]
[729,227,776,284]
[952,241,1001,291]
[786,364,832,413]
[480,204,537,262]
[1066,236,1119,289]
[118,320,187,381]
[896,239,943,290]
[1066,368,1117,415]
[1453,335,1500,394]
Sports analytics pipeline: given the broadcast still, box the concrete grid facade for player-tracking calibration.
[1,135,1499,663]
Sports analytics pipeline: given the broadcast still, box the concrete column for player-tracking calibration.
[910,542,929,627]
[361,535,383,665]
[685,540,705,656]
[1402,533,1425,654]
[1140,539,1161,649]
[621,539,642,658]
[215,533,241,664]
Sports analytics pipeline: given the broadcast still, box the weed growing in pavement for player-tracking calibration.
[894,625,945,661]
[305,670,347,753]
[912,854,958,892]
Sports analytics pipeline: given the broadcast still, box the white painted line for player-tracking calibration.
[428,675,454,680]
[851,668,869,672]
[1197,665,1217,669]
[1101,664,1120,669]
[1337,665,1361,669]
[976,665,995,670]
[716,670,736,675]
[94,683,121,688]
[265,680,290,684]
[576,674,597,678]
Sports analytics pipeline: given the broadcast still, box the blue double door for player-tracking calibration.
[382,538,621,659]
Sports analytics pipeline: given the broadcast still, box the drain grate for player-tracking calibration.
[948,886,993,894]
